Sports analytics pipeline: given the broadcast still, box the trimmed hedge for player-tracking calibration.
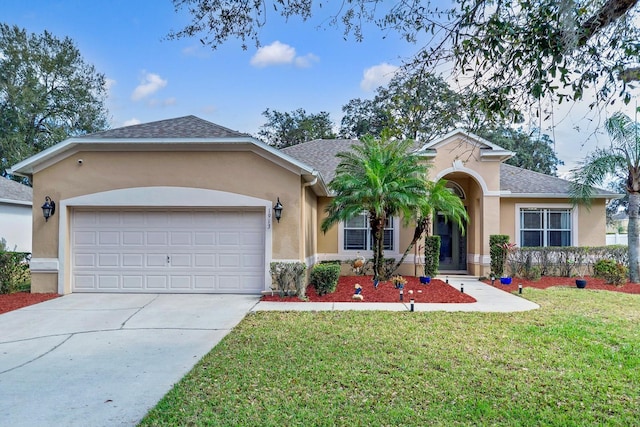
[424,235,441,277]
[310,263,341,295]
[490,235,510,277]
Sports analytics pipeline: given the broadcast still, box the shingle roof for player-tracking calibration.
[282,138,619,198]
[281,139,358,184]
[0,177,32,203]
[87,115,250,139]
[499,163,616,197]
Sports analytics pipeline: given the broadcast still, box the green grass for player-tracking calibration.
[140,289,640,426]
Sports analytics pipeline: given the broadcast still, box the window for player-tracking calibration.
[343,213,394,251]
[520,208,572,247]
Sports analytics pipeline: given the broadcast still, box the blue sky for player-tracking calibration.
[4,1,639,175]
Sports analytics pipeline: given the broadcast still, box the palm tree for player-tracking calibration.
[392,178,468,273]
[570,111,640,283]
[321,133,430,282]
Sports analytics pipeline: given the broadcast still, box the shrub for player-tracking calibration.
[593,259,628,286]
[490,235,510,277]
[424,235,440,277]
[310,263,341,295]
[270,262,307,297]
[0,251,31,294]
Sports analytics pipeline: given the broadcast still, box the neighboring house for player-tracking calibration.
[0,177,32,252]
[10,116,618,294]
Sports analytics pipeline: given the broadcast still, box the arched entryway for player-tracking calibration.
[435,181,467,272]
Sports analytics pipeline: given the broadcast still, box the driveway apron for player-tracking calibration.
[0,293,259,427]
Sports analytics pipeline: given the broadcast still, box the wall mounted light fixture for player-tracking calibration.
[42,196,56,222]
[273,198,283,223]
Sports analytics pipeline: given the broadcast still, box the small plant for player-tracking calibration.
[310,263,341,295]
[270,262,307,297]
[391,275,407,289]
[593,259,628,286]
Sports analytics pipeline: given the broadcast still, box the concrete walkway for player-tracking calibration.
[253,276,540,312]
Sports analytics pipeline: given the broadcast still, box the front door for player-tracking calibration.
[435,213,467,271]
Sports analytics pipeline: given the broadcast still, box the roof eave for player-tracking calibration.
[500,192,622,199]
[0,198,32,206]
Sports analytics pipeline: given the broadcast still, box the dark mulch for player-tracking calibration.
[485,276,640,294]
[262,275,477,303]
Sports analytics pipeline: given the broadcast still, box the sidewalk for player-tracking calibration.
[252,277,540,313]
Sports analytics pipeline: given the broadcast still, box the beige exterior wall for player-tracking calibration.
[30,149,307,293]
[312,134,608,278]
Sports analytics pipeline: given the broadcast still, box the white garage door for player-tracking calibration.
[71,209,265,293]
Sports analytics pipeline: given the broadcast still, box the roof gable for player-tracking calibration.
[87,115,249,139]
[416,129,514,162]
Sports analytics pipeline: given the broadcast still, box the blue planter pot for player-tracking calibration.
[576,279,587,289]
[419,276,431,284]
[500,277,512,285]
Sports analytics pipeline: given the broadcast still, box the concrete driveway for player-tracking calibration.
[0,293,260,426]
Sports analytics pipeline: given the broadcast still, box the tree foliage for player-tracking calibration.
[340,70,463,141]
[0,24,109,176]
[570,110,640,282]
[476,127,564,176]
[170,0,640,122]
[321,133,430,281]
[258,108,335,148]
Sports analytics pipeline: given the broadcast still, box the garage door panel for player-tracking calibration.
[75,253,96,267]
[170,232,192,245]
[146,276,168,289]
[170,254,191,267]
[99,231,120,245]
[98,275,119,289]
[146,254,167,267]
[123,231,144,245]
[74,231,96,245]
[123,276,144,289]
[72,209,265,293]
[98,253,119,267]
[147,232,168,245]
[123,254,144,267]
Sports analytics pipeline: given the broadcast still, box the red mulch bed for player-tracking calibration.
[484,276,640,294]
[262,275,477,303]
[0,293,60,315]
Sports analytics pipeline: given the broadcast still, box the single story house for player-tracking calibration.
[10,116,617,294]
[0,177,33,252]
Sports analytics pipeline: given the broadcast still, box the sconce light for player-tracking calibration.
[273,198,283,223]
[41,196,56,222]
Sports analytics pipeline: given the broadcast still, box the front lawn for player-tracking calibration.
[141,288,640,426]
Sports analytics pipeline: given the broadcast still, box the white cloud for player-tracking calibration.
[163,97,177,106]
[251,41,296,67]
[250,41,318,68]
[131,72,167,101]
[360,63,399,91]
[123,118,141,126]
[294,53,319,68]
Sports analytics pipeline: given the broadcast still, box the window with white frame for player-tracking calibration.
[343,213,394,251]
[520,207,572,247]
